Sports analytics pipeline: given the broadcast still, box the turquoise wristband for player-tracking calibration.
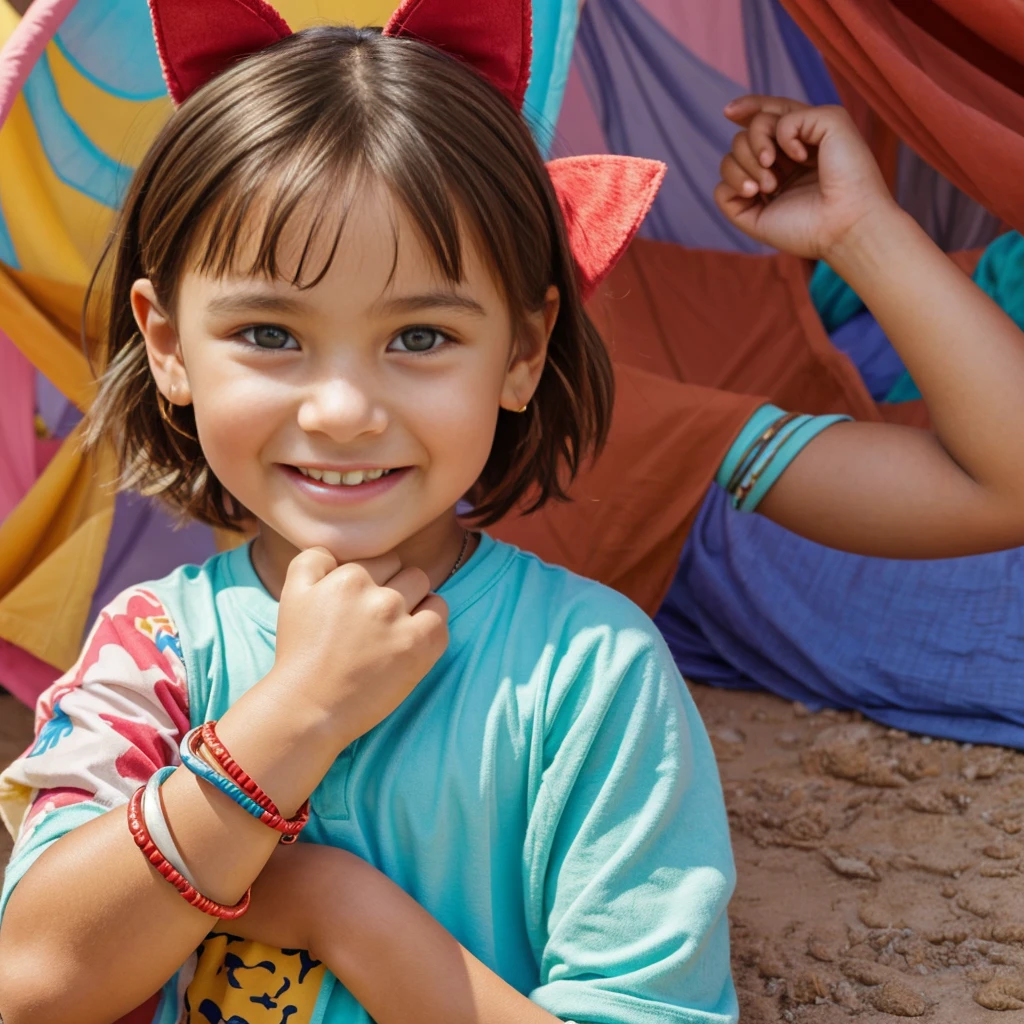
[738,414,849,512]
[178,727,270,825]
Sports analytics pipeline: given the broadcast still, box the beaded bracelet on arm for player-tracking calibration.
[127,783,252,919]
[179,724,310,843]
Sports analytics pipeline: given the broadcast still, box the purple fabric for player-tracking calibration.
[828,310,907,401]
[572,0,770,252]
[769,0,840,105]
[657,486,1024,747]
[896,147,1004,254]
[741,0,807,102]
[85,491,217,629]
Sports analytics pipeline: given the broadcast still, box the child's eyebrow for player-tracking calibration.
[378,292,487,317]
[206,293,306,317]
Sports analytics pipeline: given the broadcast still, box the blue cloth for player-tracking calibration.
[657,487,1024,747]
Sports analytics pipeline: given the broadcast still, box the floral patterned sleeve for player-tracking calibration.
[0,587,190,918]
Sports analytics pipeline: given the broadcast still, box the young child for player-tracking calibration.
[2,3,1024,1024]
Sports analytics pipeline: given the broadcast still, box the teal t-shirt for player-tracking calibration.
[1,535,738,1024]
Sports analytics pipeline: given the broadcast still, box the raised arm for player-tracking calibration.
[716,97,1024,558]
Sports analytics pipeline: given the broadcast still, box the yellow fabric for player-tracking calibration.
[0,265,92,408]
[0,425,116,670]
[187,934,330,1022]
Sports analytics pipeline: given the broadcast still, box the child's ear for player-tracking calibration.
[501,285,560,412]
[131,279,192,406]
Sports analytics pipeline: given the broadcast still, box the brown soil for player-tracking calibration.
[3,688,1024,1020]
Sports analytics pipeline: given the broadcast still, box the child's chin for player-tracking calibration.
[290,527,404,565]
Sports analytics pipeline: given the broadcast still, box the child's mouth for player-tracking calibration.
[293,466,397,487]
[282,464,410,502]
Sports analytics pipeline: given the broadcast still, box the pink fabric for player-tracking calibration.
[0,0,77,131]
[640,0,750,86]
[0,639,59,708]
[554,61,608,156]
[0,330,38,523]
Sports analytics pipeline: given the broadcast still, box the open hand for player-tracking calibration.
[714,96,895,260]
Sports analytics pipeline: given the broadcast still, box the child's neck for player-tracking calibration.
[249,513,474,601]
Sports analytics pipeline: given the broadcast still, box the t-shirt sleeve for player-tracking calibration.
[526,611,738,1024]
[0,587,190,920]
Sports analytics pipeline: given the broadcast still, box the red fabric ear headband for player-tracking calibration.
[148,0,666,300]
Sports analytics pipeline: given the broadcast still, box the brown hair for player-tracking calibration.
[83,26,613,529]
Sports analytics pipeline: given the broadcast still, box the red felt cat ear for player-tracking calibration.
[384,0,531,112]
[547,156,667,302]
[149,0,293,104]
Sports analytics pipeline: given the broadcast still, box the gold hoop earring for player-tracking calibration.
[516,404,529,414]
[156,390,199,443]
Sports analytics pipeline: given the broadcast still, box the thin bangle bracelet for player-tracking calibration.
[143,765,199,888]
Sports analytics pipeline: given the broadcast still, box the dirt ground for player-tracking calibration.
[4,686,1024,1021]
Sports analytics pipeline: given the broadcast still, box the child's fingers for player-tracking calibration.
[775,108,834,164]
[730,129,777,192]
[713,180,757,223]
[286,546,339,588]
[745,112,781,171]
[723,94,808,127]
[719,153,761,199]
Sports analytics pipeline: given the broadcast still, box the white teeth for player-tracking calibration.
[296,467,391,486]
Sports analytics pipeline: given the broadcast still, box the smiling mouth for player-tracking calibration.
[292,466,398,487]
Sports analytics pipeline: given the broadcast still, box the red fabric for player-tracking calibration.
[385,0,532,111]
[547,157,666,301]
[148,0,292,104]
[780,0,1024,233]
[491,239,882,615]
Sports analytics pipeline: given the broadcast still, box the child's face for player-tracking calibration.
[135,183,551,570]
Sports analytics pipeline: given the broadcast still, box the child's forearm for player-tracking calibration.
[255,844,561,1024]
[826,204,1024,506]
[0,680,343,1024]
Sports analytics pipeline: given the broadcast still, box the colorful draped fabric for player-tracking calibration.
[0,0,580,706]
[2,0,1022,715]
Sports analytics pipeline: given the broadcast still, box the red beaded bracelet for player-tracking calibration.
[127,784,251,919]
[197,721,310,843]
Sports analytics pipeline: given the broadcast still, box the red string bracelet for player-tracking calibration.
[197,721,310,843]
[127,784,251,919]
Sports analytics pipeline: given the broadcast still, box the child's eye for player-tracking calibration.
[239,325,299,350]
[388,327,450,354]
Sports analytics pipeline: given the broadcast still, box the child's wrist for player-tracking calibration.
[821,198,909,277]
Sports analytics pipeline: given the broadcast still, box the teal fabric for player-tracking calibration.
[975,231,1024,328]
[525,0,580,154]
[6,536,738,1024]
[808,260,865,333]
[716,404,850,513]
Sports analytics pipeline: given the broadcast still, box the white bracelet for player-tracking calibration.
[143,765,200,889]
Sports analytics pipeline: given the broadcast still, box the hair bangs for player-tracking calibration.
[191,120,472,295]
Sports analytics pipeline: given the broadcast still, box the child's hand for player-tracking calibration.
[714,95,895,260]
[272,548,449,746]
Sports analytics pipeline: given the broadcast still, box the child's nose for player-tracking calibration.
[295,377,387,439]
